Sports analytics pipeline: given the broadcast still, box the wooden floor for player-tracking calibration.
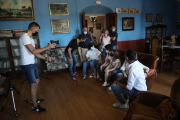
[0,68,180,120]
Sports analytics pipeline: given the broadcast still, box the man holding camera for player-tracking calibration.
[78,27,92,62]
[65,34,87,83]
[19,22,56,113]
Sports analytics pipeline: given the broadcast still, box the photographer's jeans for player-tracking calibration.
[65,52,77,78]
[83,60,99,75]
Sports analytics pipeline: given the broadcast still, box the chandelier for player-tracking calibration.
[89,16,97,27]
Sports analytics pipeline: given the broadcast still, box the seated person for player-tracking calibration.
[111,50,147,109]
[102,50,121,86]
[82,43,102,79]
[0,74,6,97]
[96,44,113,83]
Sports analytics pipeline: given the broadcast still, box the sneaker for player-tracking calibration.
[31,99,45,106]
[83,75,86,79]
[73,72,79,76]
[71,78,77,83]
[124,99,129,104]
[89,73,94,78]
[32,105,46,113]
[102,82,107,86]
[106,86,112,91]
[112,102,127,108]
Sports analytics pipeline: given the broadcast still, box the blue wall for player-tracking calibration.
[0,0,177,48]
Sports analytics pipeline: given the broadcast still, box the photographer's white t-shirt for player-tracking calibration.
[19,33,35,65]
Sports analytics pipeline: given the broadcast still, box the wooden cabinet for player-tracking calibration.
[145,24,167,53]
[0,35,41,76]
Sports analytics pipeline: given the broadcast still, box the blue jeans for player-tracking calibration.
[102,48,106,61]
[20,64,39,84]
[83,60,99,75]
[65,52,77,78]
[96,64,106,80]
[111,78,139,104]
[111,70,123,81]
[112,45,117,50]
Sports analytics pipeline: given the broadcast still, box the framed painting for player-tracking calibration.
[49,3,69,16]
[135,9,140,14]
[116,8,121,14]
[51,19,70,34]
[156,14,162,22]
[0,0,35,21]
[89,27,93,33]
[122,17,134,31]
[96,23,101,29]
[177,13,180,22]
[129,9,134,14]
[146,13,153,22]
[122,8,128,14]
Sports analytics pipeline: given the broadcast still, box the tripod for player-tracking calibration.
[1,77,28,117]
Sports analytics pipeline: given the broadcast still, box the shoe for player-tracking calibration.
[83,75,86,79]
[106,86,112,91]
[89,73,94,78]
[71,78,77,83]
[73,72,79,76]
[31,99,45,106]
[102,82,107,86]
[97,79,103,83]
[32,105,46,113]
[124,99,129,104]
[112,102,127,108]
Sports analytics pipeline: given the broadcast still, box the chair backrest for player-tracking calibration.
[170,78,180,111]
[151,37,160,56]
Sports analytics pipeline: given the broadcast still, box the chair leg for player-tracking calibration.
[172,61,176,72]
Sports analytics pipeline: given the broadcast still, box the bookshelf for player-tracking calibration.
[0,35,41,76]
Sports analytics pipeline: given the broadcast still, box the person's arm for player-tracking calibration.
[25,43,56,55]
[35,54,45,60]
[68,47,73,63]
[111,37,116,41]
[98,54,102,64]
[101,59,110,66]
[121,70,127,77]
[78,47,82,61]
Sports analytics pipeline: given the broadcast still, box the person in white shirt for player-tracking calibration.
[83,43,102,79]
[19,22,56,113]
[96,44,113,83]
[99,30,111,61]
[102,50,121,86]
[111,50,148,109]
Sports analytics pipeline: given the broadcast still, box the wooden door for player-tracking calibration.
[82,12,86,28]
[106,12,117,32]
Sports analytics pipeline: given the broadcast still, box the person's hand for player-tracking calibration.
[80,56,83,61]
[102,42,104,45]
[47,56,51,61]
[48,43,56,49]
[69,58,73,63]
[124,74,127,78]
[87,58,91,61]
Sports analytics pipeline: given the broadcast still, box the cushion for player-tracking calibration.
[156,99,177,120]
[147,69,156,78]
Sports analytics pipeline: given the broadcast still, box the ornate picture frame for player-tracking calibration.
[122,17,134,31]
[135,9,140,14]
[51,19,70,34]
[146,13,153,22]
[122,8,128,14]
[0,0,35,21]
[116,8,121,14]
[49,3,69,16]
[96,23,101,29]
[129,9,134,14]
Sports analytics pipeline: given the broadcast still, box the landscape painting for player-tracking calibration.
[0,0,35,21]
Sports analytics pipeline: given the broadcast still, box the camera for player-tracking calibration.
[50,40,59,44]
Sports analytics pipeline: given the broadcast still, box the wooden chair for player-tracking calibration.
[150,36,172,72]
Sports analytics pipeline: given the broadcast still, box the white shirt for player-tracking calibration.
[105,54,112,61]
[126,61,147,91]
[86,48,101,60]
[100,36,111,48]
[19,33,35,65]
[120,60,149,76]
[110,59,121,69]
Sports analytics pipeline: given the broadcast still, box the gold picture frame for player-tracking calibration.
[0,0,35,21]
[122,8,128,14]
[51,19,70,34]
[146,13,153,22]
[116,8,121,14]
[135,9,140,14]
[49,3,69,16]
[129,9,134,14]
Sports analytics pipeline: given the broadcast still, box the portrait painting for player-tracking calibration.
[122,17,134,31]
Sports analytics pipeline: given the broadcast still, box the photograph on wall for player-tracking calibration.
[122,17,134,31]
[96,23,101,29]
[135,9,140,14]
[156,14,162,22]
[146,13,153,22]
[49,3,69,16]
[51,19,70,34]
[177,13,180,22]
[129,9,134,14]
[0,0,35,21]
[122,8,128,14]
[89,27,93,33]
[116,8,121,14]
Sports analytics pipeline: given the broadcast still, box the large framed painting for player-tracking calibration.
[51,19,70,34]
[0,0,35,21]
[49,3,69,16]
[122,17,134,31]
